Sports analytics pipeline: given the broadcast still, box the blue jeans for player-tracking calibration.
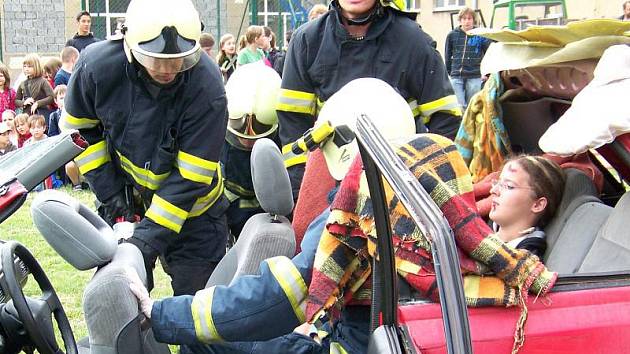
[450,77,482,110]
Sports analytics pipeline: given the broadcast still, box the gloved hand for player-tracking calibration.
[126,267,154,319]
[98,192,135,226]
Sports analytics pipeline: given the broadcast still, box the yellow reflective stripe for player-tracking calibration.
[282,143,307,168]
[267,256,307,323]
[239,198,260,209]
[223,188,239,203]
[330,342,350,354]
[145,194,188,233]
[418,95,462,118]
[189,169,224,217]
[116,152,169,190]
[224,180,255,198]
[176,150,218,185]
[276,89,317,115]
[61,112,100,130]
[407,99,421,117]
[75,140,110,174]
[191,287,224,343]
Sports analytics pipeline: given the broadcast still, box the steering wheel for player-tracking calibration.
[0,241,77,354]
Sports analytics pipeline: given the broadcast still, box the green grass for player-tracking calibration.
[0,186,172,349]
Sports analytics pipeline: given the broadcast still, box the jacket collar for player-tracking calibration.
[331,6,393,41]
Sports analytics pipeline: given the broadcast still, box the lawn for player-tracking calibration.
[0,186,172,349]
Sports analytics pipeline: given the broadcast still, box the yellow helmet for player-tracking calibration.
[123,0,202,74]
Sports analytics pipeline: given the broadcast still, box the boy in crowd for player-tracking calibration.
[24,114,47,145]
[48,85,66,137]
[55,47,79,86]
[200,33,215,59]
[0,122,16,156]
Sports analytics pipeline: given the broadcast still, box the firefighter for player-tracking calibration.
[127,78,416,354]
[221,63,282,238]
[277,0,462,200]
[63,0,229,295]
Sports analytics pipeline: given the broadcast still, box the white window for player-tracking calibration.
[88,0,130,39]
[407,0,422,12]
[434,0,465,10]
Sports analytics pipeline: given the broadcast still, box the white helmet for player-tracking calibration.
[123,0,202,74]
[225,63,282,150]
[316,78,416,180]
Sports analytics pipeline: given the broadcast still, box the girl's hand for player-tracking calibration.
[30,101,38,114]
[23,97,34,106]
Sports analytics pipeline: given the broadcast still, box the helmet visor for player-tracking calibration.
[132,49,201,74]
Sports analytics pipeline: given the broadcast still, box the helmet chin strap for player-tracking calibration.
[334,1,382,26]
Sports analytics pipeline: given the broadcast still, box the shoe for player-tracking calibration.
[72,184,83,191]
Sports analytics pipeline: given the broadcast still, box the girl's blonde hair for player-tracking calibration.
[216,33,235,63]
[23,53,43,78]
[245,25,263,45]
[15,113,29,126]
[0,64,11,91]
[238,34,247,51]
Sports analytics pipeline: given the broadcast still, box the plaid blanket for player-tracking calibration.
[306,134,557,322]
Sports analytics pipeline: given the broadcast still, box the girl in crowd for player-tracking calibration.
[216,33,237,83]
[14,113,31,148]
[0,65,16,114]
[489,155,566,258]
[1,110,18,147]
[15,54,54,118]
[237,26,268,66]
[43,58,62,89]
[263,27,280,68]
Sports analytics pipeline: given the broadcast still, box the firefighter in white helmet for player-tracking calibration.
[63,0,229,295]
[128,78,416,353]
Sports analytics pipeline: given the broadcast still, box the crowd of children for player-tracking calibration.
[0,47,85,192]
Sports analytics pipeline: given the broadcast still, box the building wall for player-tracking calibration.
[418,0,626,59]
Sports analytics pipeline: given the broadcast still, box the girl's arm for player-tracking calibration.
[34,79,54,107]
[14,82,25,107]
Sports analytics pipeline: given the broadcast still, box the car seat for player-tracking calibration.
[578,191,630,273]
[205,138,295,287]
[30,190,167,354]
[543,169,612,273]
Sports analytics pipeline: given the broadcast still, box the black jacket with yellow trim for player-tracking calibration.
[276,7,461,194]
[64,40,228,252]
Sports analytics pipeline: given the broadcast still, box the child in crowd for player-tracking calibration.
[0,65,16,114]
[14,113,31,148]
[216,33,237,83]
[2,110,18,147]
[15,54,55,118]
[0,122,17,157]
[43,58,62,88]
[24,114,47,145]
[263,27,279,68]
[489,155,566,258]
[55,47,79,87]
[47,85,66,137]
[237,26,267,66]
[199,33,215,59]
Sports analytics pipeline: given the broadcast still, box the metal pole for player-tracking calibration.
[251,0,258,25]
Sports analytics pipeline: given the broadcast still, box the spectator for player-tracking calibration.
[47,85,66,137]
[66,11,100,52]
[24,114,47,146]
[14,113,30,148]
[445,7,491,110]
[43,58,62,88]
[272,30,292,77]
[308,4,328,21]
[216,33,237,82]
[15,54,55,117]
[620,1,630,21]
[237,34,247,52]
[199,33,215,59]
[1,110,18,146]
[0,122,17,156]
[0,64,16,114]
[237,26,267,66]
[54,47,79,87]
[264,27,281,68]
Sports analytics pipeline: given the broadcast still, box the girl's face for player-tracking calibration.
[223,38,236,55]
[23,63,35,77]
[16,120,29,135]
[255,34,270,50]
[0,73,5,87]
[489,161,545,228]
[3,116,14,129]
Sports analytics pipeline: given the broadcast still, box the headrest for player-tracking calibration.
[250,138,293,216]
[31,190,117,270]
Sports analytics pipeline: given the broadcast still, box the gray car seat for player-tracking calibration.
[543,169,612,273]
[206,138,296,287]
[578,191,630,273]
[31,191,168,354]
